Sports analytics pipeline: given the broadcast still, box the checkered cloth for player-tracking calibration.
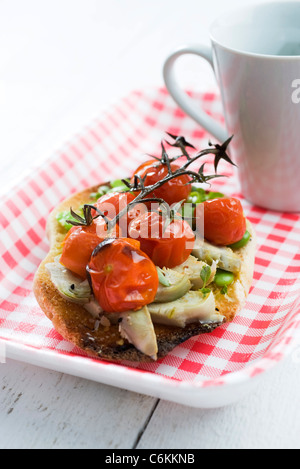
[1,87,300,388]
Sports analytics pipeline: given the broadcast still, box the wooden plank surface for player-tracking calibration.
[0,359,158,449]
[1,354,300,449]
[1,0,300,449]
[137,356,300,449]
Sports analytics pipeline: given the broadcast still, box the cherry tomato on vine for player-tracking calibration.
[198,197,246,246]
[128,211,195,268]
[92,191,145,235]
[131,160,191,207]
[60,219,120,279]
[87,238,158,313]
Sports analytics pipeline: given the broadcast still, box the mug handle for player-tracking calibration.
[163,45,228,143]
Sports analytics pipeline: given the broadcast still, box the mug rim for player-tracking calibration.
[210,1,300,60]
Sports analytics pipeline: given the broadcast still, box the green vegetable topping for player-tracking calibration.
[201,287,211,298]
[189,187,224,203]
[214,269,235,288]
[190,187,208,202]
[200,265,212,288]
[108,179,131,192]
[200,264,212,296]
[90,180,131,198]
[56,208,84,231]
[187,191,203,204]
[110,178,127,188]
[206,191,225,200]
[89,185,111,200]
[107,185,130,193]
[229,230,251,250]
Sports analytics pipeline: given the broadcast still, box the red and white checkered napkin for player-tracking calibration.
[1,87,300,388]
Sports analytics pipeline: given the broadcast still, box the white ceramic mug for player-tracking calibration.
[163,2,300,212]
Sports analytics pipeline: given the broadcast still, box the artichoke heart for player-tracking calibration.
[148,290,219,328]
[46,257,91,304]
[192,239,241,274]
[155,267,191,303]
[119,306,158,360]
[172,255,216,290]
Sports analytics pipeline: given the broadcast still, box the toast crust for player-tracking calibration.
[33,184,256,362]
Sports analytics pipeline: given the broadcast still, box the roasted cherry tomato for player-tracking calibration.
[131,160,191,207]
[60,219,120,279]
[199,197,246,246]
[87,238,159,313]
[92,191,135,217]
[128,211,195,268]
[92,191,145,236]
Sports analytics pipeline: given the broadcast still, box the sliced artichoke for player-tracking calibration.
[192,239,241,274]
[119,306,158,360]
[46,257,91,304]
[154,267,191,303]
[148,290,220,328]
[172,255,216,290]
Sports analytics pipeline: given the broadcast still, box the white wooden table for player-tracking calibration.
[1,0,300,449]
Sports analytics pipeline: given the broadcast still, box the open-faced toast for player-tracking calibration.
[33,134,256,362]
[33,183,256,363]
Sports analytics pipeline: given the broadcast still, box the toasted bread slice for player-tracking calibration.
[33,184,256,362]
